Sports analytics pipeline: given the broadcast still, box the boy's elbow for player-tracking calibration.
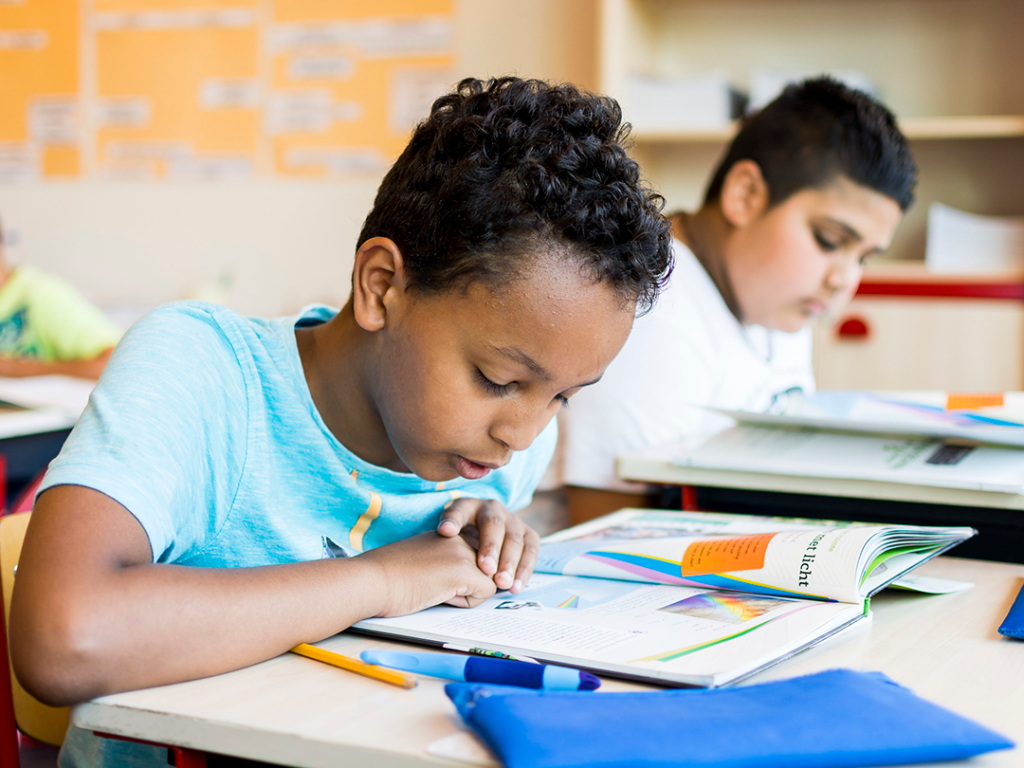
[10,600,110,707]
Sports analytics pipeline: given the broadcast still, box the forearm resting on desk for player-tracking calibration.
[10,485,496,706]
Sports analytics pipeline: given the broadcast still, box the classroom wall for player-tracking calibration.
[0,0,598,320]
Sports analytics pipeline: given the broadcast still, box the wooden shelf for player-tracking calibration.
[633,115,1024,145]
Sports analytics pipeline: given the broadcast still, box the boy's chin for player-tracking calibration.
[400,456,462,484]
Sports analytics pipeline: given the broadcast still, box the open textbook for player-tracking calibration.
[353,509,973,687]
[676,426,1024,493]
[717,390,1024,448]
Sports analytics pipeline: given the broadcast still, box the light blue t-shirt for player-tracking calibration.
[42,301,556,768]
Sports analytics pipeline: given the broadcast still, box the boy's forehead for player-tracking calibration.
[792,178,902,232]
[425,260,634,378]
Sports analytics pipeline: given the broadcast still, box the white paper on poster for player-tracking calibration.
[29,98,79,144]
[94,9,255,31]
[0,143,40,183]
[265,90,334,134]
[96,98,151,128]
[358,18,452,57]
[199,79,261,110]
[925,202,1024,273]
[167,156,254,181]
[0,30,46,50]
[285,146,388,175]
[268,17,451,57]
[105,141,191,161]
[287,56,355,81]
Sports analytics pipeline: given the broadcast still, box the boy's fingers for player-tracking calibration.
[510,528,540,594]
[494,520,527,591]
[436,498,480,537]
[474,502,507,577]
[444,569,498,608]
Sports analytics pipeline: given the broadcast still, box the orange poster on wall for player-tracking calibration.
[1,0,454,182]
[0,0,81,180]
[268,0,454,177]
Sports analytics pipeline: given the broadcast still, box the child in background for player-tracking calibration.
[10,77,673,768]
[0,216,122,379]
[561,77,918,522]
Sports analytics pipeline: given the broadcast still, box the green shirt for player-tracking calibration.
[0,265,122,361]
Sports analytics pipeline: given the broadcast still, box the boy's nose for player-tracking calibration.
[490,407,550,454]
[826,258,861,293]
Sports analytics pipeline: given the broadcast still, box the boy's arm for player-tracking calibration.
[10,484,498,707]
[0,347,114,380]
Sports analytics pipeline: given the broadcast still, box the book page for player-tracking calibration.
[538,523,878,604]
[676,425,1024,493]
[536,510,974,604]
[718,390,1024,448]
[355,572,863,687]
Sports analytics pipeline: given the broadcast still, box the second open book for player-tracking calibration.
[354,509,973,687]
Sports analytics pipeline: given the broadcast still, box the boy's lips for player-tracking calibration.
[803,298,829,317]
[455,456,500,480]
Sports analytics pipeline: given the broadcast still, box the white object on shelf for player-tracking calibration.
[926,202,1024,274]
[748,67,877,112]
[626,70,734,132]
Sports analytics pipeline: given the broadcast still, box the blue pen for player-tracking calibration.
[360,650,601,691]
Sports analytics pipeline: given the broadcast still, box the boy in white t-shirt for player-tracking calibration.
[562,77,918,522]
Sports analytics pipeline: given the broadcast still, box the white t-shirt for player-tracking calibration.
[560,238,815,492]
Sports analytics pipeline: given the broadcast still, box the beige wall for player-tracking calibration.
[0,1,599,319]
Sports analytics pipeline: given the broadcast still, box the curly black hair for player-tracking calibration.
[704,76,917,211]
[357,77,673,313]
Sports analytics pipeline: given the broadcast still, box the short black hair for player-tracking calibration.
[704,77,917,211]
[358,77,673,313]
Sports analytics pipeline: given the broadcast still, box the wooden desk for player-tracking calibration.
[618,445,1024,563]
[72,557,1024,767]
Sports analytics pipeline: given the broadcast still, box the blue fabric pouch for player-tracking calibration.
[999,583,1024,639]
[445,668,1013,768]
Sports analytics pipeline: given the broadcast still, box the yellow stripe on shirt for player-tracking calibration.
[349,491,382,552]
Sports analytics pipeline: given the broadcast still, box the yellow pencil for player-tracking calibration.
[290,643,418,689]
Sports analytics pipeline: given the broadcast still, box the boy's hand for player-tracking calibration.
[436,498,539,594]
[360,531,497,616]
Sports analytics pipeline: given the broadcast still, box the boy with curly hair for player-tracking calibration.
[10,77,673,768]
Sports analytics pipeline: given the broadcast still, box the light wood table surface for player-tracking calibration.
[72,557,1024,767]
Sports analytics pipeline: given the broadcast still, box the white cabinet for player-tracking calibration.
[814,297,1024,391]
[813,267,1024,391]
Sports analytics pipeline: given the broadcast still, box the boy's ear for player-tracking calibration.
[351,237,407,332]
[719,160,770,228]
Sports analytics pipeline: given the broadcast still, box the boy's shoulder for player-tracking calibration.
[125,301,334,357]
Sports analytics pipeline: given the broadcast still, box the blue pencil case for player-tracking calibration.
[998,583,1024,639]
[446,668,1013,768]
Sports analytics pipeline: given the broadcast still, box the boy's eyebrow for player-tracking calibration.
[492,345,604,388]
[494,346,554,381]
[819,217,862,242]
[820,217,889,255]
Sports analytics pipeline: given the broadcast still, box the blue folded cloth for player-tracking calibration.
[446,668,1013,768]
[998,582,1024,639]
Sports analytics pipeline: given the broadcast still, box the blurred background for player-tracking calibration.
[1,0,1023,390]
